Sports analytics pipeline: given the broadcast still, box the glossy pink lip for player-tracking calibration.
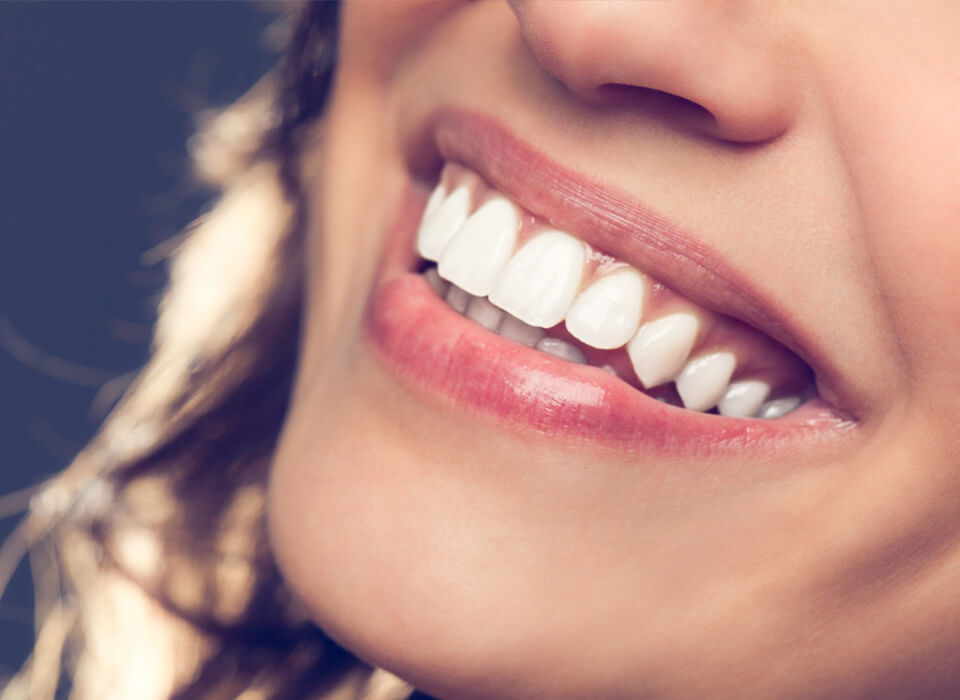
[365,108,857,456]
[369,275,851,457]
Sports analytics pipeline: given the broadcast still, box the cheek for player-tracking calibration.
[339,0,462,78]
[300,3,464,366]
[878,135,960,380]
[826,39,960,397]
[859,107,960,392]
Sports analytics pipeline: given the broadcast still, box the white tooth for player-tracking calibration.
[675,352,737,411]
[416,185,469,261]
[535,337,586,364]
[424,267,449,297]
[718,380,770,418]
[758,396,802,419]
[465,296,504,331]
[565,268,645,349]
[600,365,619,376]
[423,181,446,222]
[626,313,699,388]
[498,314,545,347]
[437,196,518,296]
[445,284,471,314]
[488,230,585,328]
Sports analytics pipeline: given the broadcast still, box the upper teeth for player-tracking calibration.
[415,165,805,418]
[437,195,519,296]
[488,229,586,328]
[626,312,699,389]
[416,183,470,260]
[565,267,646,350]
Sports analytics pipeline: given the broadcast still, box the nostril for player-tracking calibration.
[596,83,717,136]
[597,83,711,116]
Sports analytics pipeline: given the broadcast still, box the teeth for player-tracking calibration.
[674,351,737,412]
[565,268,645,349]
[758,396,802,419]
[416,184,469,261]
[417,168,814,419]
[465,296,504,331]
[424,267,449,297]
[438,196,518,296]
[429,269,803,421]
[535,337,586,364]
[498,314,545,347]
[422,181,447,223]
[444,284,471,314]
[488,231,585,328]
[626,313,700,388]
[718,380,770,418]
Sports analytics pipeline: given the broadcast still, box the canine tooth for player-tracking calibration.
[438,196,518,296]
[489,230,585,328]
[565,268,645,349]
[675,352,737,411]
[535,337,587,364]
[423,181,446,222]
[465,296,504,331]
[718,380,770,418]
[424,267,449,297]
[416,185,469,261]
[626,313,699,388]
[445,284,471,314]
[758,396,802,419]
[498,314,545,347]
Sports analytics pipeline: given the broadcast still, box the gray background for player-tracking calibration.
[0,0,276,677]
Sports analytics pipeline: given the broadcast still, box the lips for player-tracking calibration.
[366,108,857,455]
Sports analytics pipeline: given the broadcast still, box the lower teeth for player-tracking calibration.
[423,267,803,419]
[535,337,586,364]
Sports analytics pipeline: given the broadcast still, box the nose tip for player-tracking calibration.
[507,0,799,144]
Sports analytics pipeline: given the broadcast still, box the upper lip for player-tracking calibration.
[402,106,863,422]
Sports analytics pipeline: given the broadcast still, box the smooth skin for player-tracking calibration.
[269,2,960,697]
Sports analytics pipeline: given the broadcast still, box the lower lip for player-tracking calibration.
[367,271,852,459]
[363,181,853,459]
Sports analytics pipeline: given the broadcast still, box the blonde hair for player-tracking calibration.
[1,4,415,698]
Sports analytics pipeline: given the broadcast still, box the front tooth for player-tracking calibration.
[718,380,770,418]
[626,313,699,388]
[416,185,469,261]
[758,396,802,419]
[465,296,504,331]
[564,268,645,349]
[535,337,586,364]
[498,314,545,347]
[488,230,585,328]
[437,196,518,296]
[675,351,737,411]
[445,284,471,313]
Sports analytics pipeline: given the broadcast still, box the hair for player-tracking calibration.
[0,3,422,698]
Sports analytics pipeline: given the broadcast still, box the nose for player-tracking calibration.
[507,0,800,144]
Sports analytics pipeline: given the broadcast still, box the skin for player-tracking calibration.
[268,2,960,697]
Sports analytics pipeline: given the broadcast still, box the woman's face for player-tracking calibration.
[269,2,960,696]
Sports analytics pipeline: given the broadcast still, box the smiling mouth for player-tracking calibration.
[367,110,856,456]
[415,162,813,419]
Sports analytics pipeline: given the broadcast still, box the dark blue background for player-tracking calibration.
[0,1,276,677]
